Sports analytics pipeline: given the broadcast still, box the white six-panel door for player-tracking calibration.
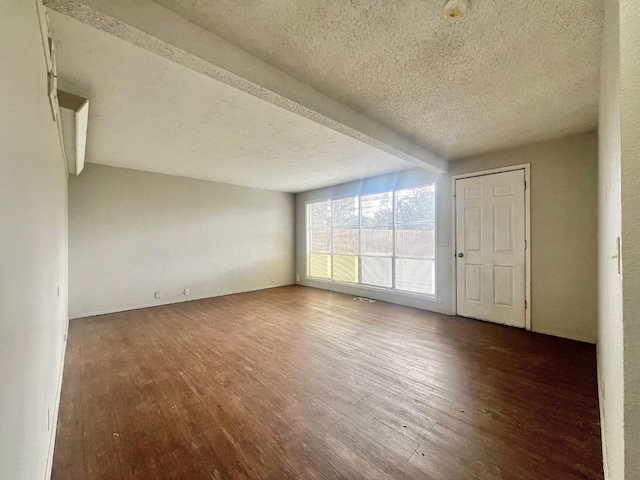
[455,170,526,328]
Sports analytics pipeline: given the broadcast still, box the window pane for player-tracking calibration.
[333,227,359,255]
[306,183,436,296]
[361,256,392,288]
[308,254,331,279]
[309,228,331,253]
[395,258,435,294]
[361,192,392,227]
[332,197,359,227]
[361,227,392,256]
[333,255,358,283]
[308,201,331,228]
[395,186,435,224]
[395,223,435,258]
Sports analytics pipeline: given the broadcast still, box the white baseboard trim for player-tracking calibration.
[598,363,610,479]
[44,323,68,480]
[299,279,455,316]
[527,326,596,345]
[70,283,295,319]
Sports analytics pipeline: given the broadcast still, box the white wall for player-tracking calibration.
[598,0,624,476]
[598,0,640,477]
[296,133,598,343]
[0,2,69,480]
[69,164,295,318]
[620,2,640,478]
[450,132,599,343]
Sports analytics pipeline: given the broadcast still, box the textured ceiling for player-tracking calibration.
[153,0,603,159]
[48,11,417,193]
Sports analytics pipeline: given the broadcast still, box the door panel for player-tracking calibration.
[464,207,482,251]
[493,205,514,252]
[456,170,526,327]
[493,265,513,306]
[464,264,482,302]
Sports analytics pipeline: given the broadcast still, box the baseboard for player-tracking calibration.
[44,324,68,480]
[70,283,295,319]
[598,359,610,479]
[299,279,455,316]
[529,326,596,344]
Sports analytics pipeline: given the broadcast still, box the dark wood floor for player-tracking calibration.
[52,286,603,479]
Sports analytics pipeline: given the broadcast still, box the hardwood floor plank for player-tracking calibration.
[52,286,603,479]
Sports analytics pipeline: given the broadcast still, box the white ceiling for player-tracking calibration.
[153,0,603,159]
[48,11,417,193]
[48,0,603,192]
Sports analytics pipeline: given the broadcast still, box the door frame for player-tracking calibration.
[451,164,531,331]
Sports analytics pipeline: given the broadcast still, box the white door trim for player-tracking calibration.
[451,164,531,331]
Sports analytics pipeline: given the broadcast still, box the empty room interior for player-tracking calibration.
[2,0,639,479]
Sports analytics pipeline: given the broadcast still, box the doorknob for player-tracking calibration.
[457,252,464,258]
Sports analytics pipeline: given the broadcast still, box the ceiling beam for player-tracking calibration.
[44,0,448,174]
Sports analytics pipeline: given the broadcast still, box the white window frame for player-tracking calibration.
[305,184,437,299]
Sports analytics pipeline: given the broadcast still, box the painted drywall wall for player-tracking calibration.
[69,164,295,318]
[597,0,624,476]
[597,1,640,477]
[295,168,454,315]
[0,2,69,480]
[296,133,598,344]
[450,132,598,344]
[620,0,640,477]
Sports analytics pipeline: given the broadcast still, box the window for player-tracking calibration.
[306,185,436,296]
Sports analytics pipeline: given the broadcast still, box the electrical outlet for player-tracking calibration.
[437,296,443,304]
[296,273,301,282]
[154,291,161,299]
[444,238,450,247]
[183,288,190,296]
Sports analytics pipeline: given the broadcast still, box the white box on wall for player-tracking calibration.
[58,90,89,176]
